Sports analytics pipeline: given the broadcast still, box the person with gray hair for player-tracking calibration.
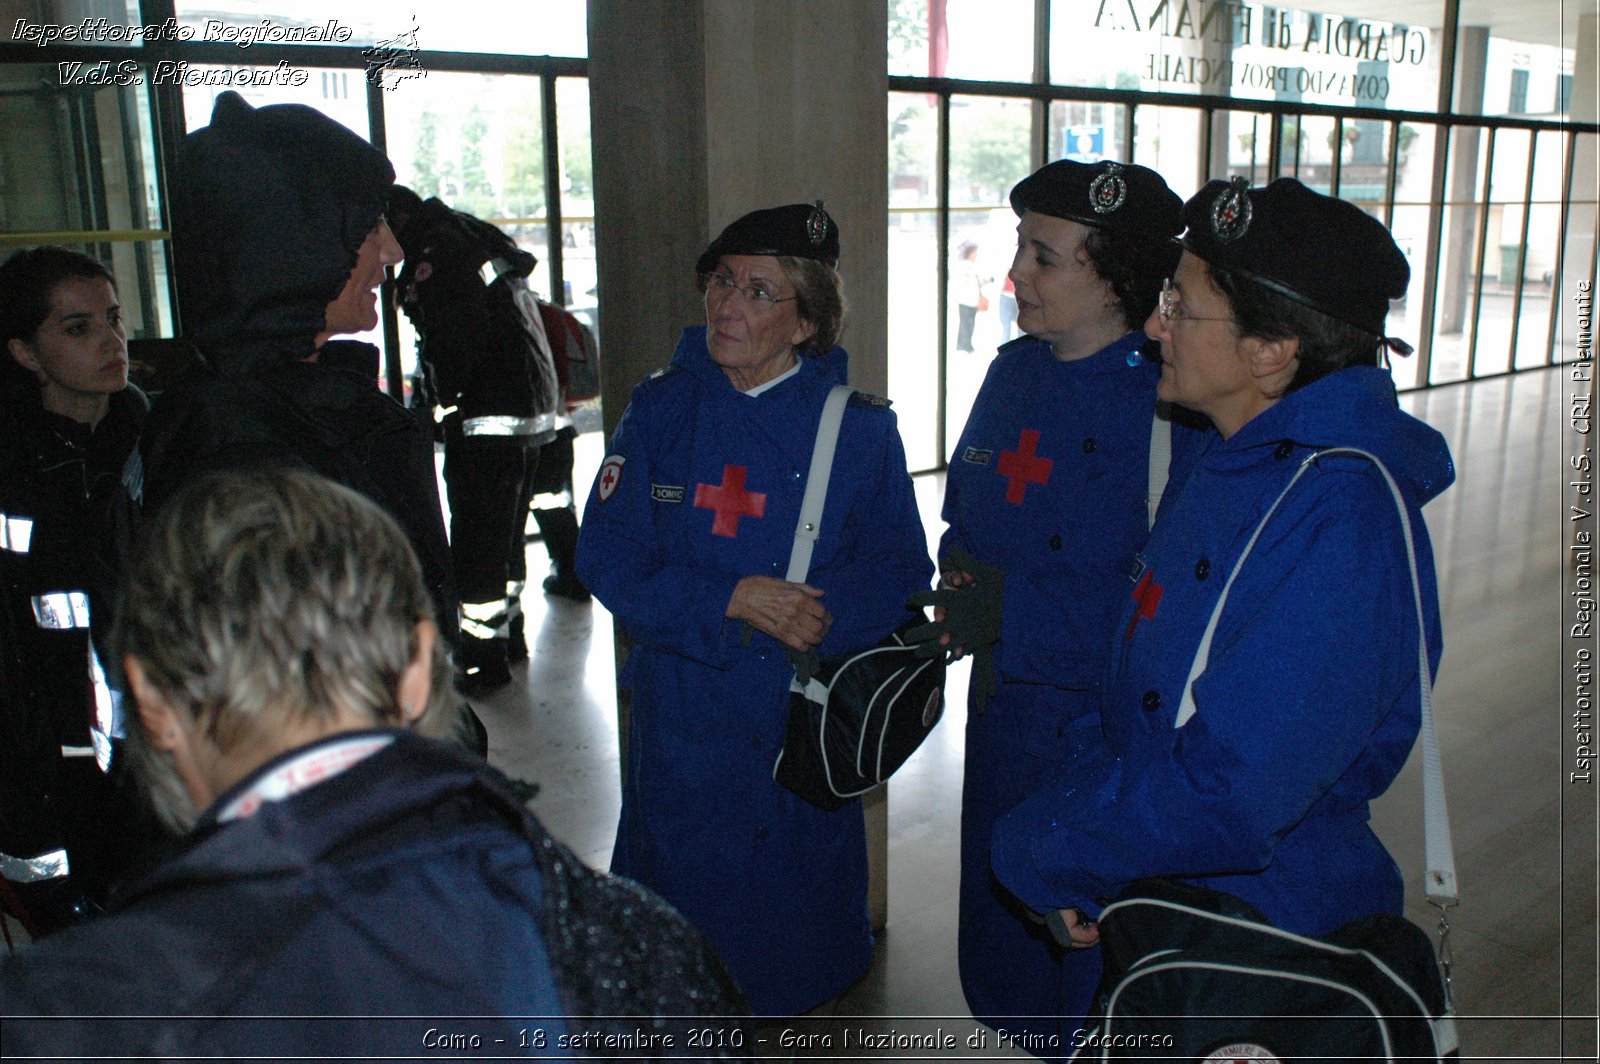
[1,467,747,1057]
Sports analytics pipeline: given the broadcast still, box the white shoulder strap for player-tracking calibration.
[1174,447,1457,907]
[1148,410,1172,530]
[785,385,855,583]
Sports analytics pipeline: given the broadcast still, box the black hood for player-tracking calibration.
[172,91,394,374]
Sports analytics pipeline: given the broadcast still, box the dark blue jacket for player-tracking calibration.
[576,327,932,1014]
[1,731,747,1058]
[994,366,1455,937]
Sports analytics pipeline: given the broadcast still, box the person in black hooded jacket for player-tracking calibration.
[128,91,459,649]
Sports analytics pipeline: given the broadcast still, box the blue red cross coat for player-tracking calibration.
[940,331,1204,1037]
[993,366,1454,941]
[575,327,933,1015]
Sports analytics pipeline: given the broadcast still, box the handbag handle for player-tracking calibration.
[1173,448,1458,914]
[785,385,856,583]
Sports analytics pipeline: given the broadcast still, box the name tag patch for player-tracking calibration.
[961,447,994,466]
[651,484,686,504]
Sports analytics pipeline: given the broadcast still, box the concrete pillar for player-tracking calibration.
[588,0,893,929]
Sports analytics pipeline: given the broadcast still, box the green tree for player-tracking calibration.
[410,107,457,201]
[888,0,928,70]
[951,104,1030,204]
[500,98,545,221]
[457,105,495,217]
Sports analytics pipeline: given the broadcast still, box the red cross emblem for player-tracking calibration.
[1123,570,1164,642]
[597,456,625,502]
[694,464,767,538]
[997,429,1053,505]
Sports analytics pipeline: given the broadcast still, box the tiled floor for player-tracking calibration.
[476,366,1597,1061]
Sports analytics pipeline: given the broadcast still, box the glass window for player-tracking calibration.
[940,0,1036,83]
[4,1,141,44]
[555,77,599,363]
[1049,2,1440,112]
[888,91,942,471]
[168,1,586,57]
[1,62,173,343]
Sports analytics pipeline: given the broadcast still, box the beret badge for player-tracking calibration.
[1088,162,1128,215]
[807,200,831,247]
[1210,176,1253,242]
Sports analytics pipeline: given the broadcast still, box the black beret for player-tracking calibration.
[1181,177,1409,339]
[1009,159,1182,242]
[696,201,840,275]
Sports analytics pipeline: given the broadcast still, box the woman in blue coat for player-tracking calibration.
[928,159,1198,1042]
[576,203,934,1015]
[993,179,1454,961]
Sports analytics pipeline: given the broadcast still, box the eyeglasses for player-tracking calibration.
[1158,278,1235,328]
[701,272,798,309]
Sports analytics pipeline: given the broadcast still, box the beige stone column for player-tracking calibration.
[588,0,893,928]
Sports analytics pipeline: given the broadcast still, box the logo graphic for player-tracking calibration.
[363,16,426,89]
[597,456,625,502]
[961,446,994,466]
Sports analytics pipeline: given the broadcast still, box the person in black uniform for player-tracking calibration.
[528,299,596,605]
[0,246,151,933]
[389,186,565,690]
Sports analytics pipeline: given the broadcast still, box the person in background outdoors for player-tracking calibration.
[0,247,153,935]
[1,467,748,1056]
[129,91,460,666]
[389,185,566,691]
[527,301,597,604]
[992,178,1452,1020]
[953,239,990,353]
[998,274,1019,343]
[575,202,933,1015]
[922,159,1200,1049]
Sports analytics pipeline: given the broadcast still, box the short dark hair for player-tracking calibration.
[1082,227,1180,332]
[0,245,117,346]
[1205,259,1386,394]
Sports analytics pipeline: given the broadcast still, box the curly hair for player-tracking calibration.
[1081,226,1180,332]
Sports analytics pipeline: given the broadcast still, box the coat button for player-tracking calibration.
[1195,558,1211,580]
[756,827,769,840]
[1275,440,1294,460]
[1082,437,1097,454]
[1142,689,1161,712]
[1049,534,1063,550]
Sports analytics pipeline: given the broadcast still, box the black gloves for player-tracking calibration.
[905,547,1005,713]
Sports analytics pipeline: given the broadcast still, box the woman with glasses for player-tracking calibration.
[575,202,933,1015]
[926,159,1200,1044]
[993,178,1452,973]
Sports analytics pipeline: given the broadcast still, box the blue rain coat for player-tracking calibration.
[994,366,1454,942]
[576,327,933,1015]
[940,331,1204,1038]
